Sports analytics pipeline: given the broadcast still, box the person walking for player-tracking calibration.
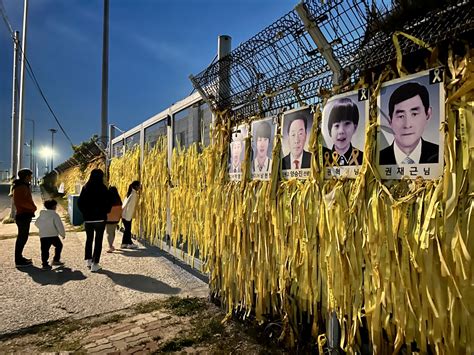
[106,186,122,253]
[12,168,37,267]
[77,169,111,272]
[34,199,66,270]
[121,180,140,249]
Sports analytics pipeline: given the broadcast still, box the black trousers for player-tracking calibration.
[15,215,32,264]
[84,221,105,264]
[122,219,133,245]
[40,236,63,266]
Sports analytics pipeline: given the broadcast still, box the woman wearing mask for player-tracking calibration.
[106,186,122,253]
[121,180,140,249]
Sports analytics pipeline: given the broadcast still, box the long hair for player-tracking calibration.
[108,186,122,205]
[86,169,104,187]
[126,180,140,197]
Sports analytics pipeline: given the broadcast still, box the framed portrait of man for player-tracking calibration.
[251,117,275,181]
[321,89,368,179]
[229,125,248,181]
[281,106,313,180]
[377,69,445,180]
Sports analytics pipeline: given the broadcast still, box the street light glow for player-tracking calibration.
[39,146,54,158]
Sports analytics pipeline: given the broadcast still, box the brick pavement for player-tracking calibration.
[81,310,184,354]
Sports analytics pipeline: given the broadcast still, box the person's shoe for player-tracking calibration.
[90,263,102,272]
[106,246,115,253]
[120,244,128,249]
[85,259,93,268]
[23,257,32,263]
[52,261,65,266]
[127,243,138,249]
[15,260,33,268]
[41,264,52,271]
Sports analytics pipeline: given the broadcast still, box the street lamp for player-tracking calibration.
[49,128,57,172]
[39,146,53,174]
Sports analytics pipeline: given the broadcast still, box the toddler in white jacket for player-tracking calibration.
[34,199,66,270]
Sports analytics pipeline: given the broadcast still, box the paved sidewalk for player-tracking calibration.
[0,192,208,336]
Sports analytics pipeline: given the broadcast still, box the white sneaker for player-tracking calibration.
[85,259,92,268]
[90,263,102,272]
[127,243,138,249]
[120,244,128,249]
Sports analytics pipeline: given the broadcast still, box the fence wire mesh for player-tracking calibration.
[190,0,473,121]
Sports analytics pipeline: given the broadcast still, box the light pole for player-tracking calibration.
[24,141,32,172]
[49,128,57,172]
[25,118,35,184]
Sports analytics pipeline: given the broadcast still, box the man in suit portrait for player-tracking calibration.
[282,115,311,170]
[229,131,243,173]
[379,82,439,165]
[252,121,272,173]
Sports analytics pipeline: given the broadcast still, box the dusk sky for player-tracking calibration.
[0,0,292,173]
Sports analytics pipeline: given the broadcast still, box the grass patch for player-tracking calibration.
[194,318,224,342]
[159,337,196,352]
[163,297,205,317]
[33,321,83,351]
[90,313,127,327]
[2,217,15,224]
[133,299,164,314]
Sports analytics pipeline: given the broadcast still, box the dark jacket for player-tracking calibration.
[12,180,36,218]
[77,183,112,222]
[282,150,312,170]
[379,139,439,165]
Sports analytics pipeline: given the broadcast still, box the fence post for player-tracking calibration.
[294,2,343,86]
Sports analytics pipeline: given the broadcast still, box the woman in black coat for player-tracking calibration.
[77,169,111,272]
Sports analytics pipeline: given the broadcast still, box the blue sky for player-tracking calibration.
[0,0,292,173]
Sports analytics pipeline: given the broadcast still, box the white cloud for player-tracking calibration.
[46,20,89,43]
[130,33,191,66]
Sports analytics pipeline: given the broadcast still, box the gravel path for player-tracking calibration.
[0,194,208,335]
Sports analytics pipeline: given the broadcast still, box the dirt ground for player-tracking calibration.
[0,297,288,354]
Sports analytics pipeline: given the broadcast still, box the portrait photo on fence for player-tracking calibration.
[229,125,248,181]
[321,89,368,179]
[281,106,313,179]
[377,69,445,180]
[251,117,275,181]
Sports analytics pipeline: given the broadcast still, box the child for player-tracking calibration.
[34,199,66,270]
[106,186,122,253]
[121,180,140,249]
[323,98,363,166]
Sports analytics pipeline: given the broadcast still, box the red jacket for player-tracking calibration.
[12,180,36,217]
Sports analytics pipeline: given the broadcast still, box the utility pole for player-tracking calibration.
[49,128,57,172]
[17,0,29,169]
[25,118,35,184]
[100,0,109,149]
[25,140,32,172]
[9,31,20,219]
[10,31,20,179]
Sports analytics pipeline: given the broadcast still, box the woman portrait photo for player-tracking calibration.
[251,118,275,180]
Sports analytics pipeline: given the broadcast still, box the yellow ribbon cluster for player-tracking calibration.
[56,157,105,195]
[140,139,169,246]
[103,48,473,353]
[109,146,140,234]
